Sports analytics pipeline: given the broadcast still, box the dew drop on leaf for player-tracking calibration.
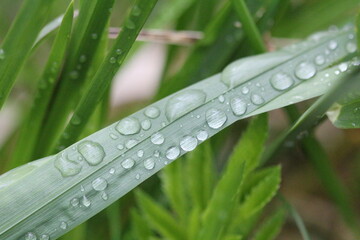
[241,86,249,94]
[328,40,338,50]
[0,49,5,60]
[121,158,135,169]
[144,106,160,118]
[230,97,247,115]
[54,152,82,177]
[151,132,165,145]
[25,232,37,240]
[125,139,138,149]
[141,119,151,130]
[82,196,91,207]
[92,177,107,191]
[166,146,180,160]
[270,72,294,91]
[137,150,144,158]
[315,55,325,65]
[40,234,49,240]
[196,130,208,141]
[218,95,225,103]
[77,141,105,166]
[101,192,108,201]
[144,158,155,170]
[206,108,227,129]
[70,198,79,207]
[116,117,140,135]
[60,221,67,230]
[180,136,198,152]
[251,94,264,105]
[295,61,317,80]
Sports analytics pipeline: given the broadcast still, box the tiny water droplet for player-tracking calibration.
[132,5,141,16]
[40,234,49,240]
[92,177,107,191]
[230,97,247,115]
[109,133,118,139]
[328,40,338,50]
[346,42,357,53]
[109,57,116,64]
[135,173,140,180]
[71,114,81,125]
[315,55,325,65]
[78,141,105,166]
[270,72,294,91]
[126,20,135,29]
[116,49,122,55]
[70,198,79,207]
[82,195,91,207]
[0,49,5,60]
[79,55,87,63]
[91,33,98,39]
[109,168,115,174]
[154,150,160,157]
[116,117,140,135]
[117,144,124,150]
[251,94,264,105]
[25,232,37,240]
[180,136,198,152]
[141,119,151,130]
[196,130,208,141]
[60,221,67,230]
[125,139,138,149]
[334,70,340,75]
[295,61,317,80]
[70,71,79,79]
[81,185,85,192]
[166,147,180,160]
[241,86,249,94]
[101,192,108,200]
[144,106,160,118]
[137,150,144,158]
[151,132,165,145]
[121,158,135,169]
[206,108,227,129]
[339,63,348,72]
[144,158,155,170]
[218,95,225,103]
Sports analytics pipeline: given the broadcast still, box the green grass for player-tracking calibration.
[0,0,360,239]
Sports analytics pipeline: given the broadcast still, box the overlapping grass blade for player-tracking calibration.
[253,207,286,240]
[0,26,357,240]
[0,0,56,108]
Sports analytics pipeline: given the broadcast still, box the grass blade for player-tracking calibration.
[253,207,286,240]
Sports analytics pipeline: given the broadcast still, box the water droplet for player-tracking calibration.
[136,173,140,180]
[334,70,340,75]
[151,132,165,145]
[230,97,247,115]
[70,198,79,207]
[180,136,198,152]
[40,234,49,240]
[165,89,206,121]
[270,72,294,91]
[126,20,135,29]
[166,147,180,160]
[295,62,317,80]
[91,33,98,39]
[125,139,138,149]
[346,42,357,53]
[117,144,124,150]
[25,232,37,240]
[81,185,85,192]
[140,119,151,131]
[109,133,118,139]
[137,150,144,158]
[328,40,338,50]
[0,49,5,60]
[92,177,107,191]
[79,55,87,63]
[60,221,67,230]
[145,106,160,118]
[241,86,249,94]
[206,108,227,129]
[82,195,91,207]
[109,168,115,174]
[132,5,141,16]
[222,52,291,88]
[116,117,140,135]
[196,130,208,141]
[251,94,264,105]
[70,71,79,79]
[218,95,225,103]
[121,158,135,169]
[71,114,81,125]
[315,55,325,65]
[144,158,155,169]
[154,150,160,157]
[339,63,348,72]
[78,141,105,166]
[54,152,82,177]
[109,57,116,64]
[101,192,108,200]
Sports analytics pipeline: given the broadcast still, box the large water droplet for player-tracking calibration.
[144,158,155,170]
[141,119,151,130]
[78,141,105,166]
[151,132,165,145]
[125,139,138,149]
[295,62,316,80]
[165,89,206,122]
[54,152,82,177]
[196,130,208,141]
[206,108,227,129]
[60,221,68,230]
[270,72,294,91]
[116,117,140,135]
[121,158,135,169]
[92,177,108,191]
[251,94,264,105]
[144,107,160,118]
[82,195,91,207]
[230,97,247,116]
[346,42,357,53]
[180,136,198,152]
[25,232,37,240]
[222,51,291,88]
[166,147,180,160]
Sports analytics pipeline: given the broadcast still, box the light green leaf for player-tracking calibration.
[130,209,152,240]
[252,208,286,240]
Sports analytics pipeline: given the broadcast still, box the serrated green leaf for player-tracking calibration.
[238,166,281,218]
[135,191,186,240]
[253,208,286,240]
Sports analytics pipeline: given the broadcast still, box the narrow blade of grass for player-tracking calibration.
[253,207,286,240]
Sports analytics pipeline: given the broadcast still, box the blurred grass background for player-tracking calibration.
[0,0,360,239]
